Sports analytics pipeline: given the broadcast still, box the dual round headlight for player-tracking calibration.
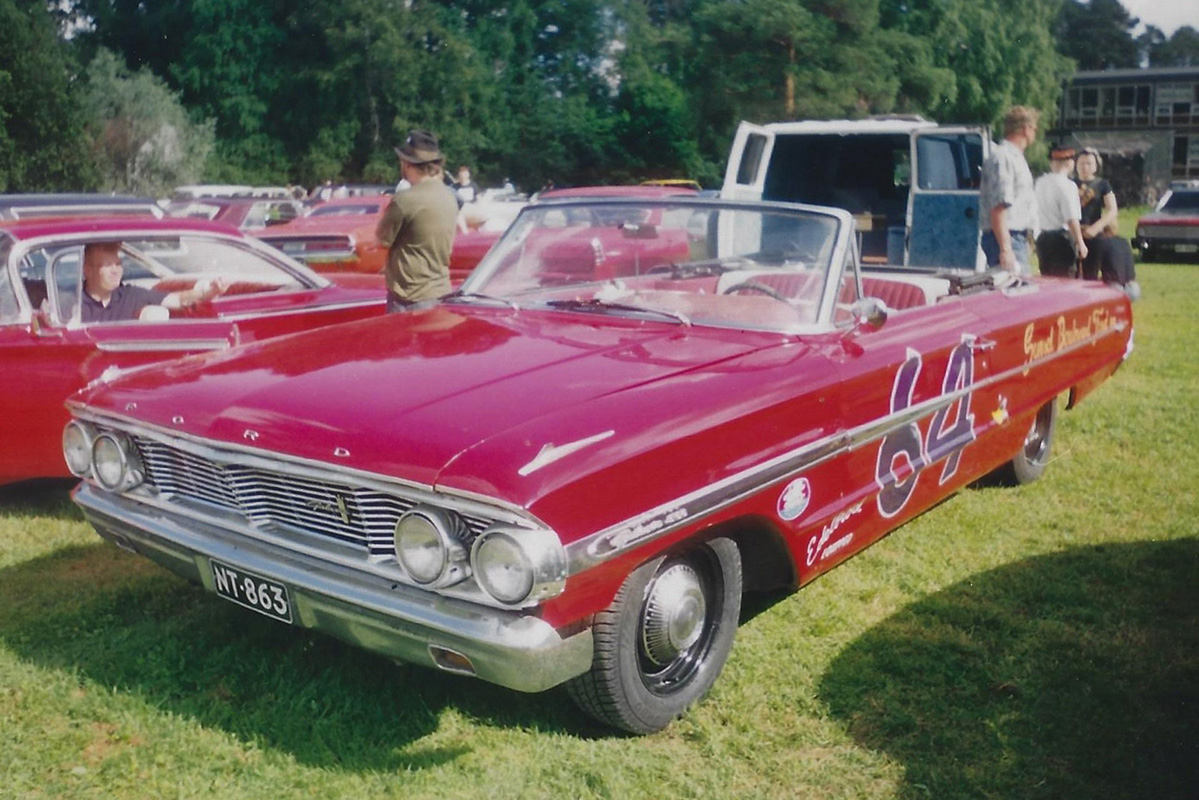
[62,421,144,492]
[471,526,566,606]
[394,507,470,589]
[393,507,567,606]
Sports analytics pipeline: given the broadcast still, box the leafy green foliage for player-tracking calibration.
[78,50,215,196]
[1054,0,1141,70]
[1142,25,1199,67]
[0,0,96,191]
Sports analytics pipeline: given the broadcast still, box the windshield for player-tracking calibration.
[20,234,311,325]
[1162,191,1199,212]
[459,198,846,331]
[309,202,383,217]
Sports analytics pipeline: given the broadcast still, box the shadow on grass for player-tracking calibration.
[820,538,1199,800]
[0,541,587,772]
[0,478,84,519]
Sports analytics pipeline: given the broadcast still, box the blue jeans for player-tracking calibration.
[981,230,1031,274]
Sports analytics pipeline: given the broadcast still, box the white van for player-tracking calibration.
[723,116,990,269]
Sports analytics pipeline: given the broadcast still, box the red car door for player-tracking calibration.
[812,293,996,577]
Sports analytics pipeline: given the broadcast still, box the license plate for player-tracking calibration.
[210,560,293,624]
[1175,244,1197,253]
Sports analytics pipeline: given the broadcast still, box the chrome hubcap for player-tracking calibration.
[641,563,707,667]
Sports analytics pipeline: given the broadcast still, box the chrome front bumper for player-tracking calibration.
[73,483,593,693]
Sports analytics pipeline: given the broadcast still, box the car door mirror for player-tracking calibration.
[851,296,889,330]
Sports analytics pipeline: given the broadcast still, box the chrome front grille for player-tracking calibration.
[135,437,495,557]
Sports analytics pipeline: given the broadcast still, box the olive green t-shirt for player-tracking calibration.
[375,178,459,302]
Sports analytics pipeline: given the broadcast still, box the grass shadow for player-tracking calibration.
[0,478,84,519]
[819,538,1199,800]
[0,540,587,772]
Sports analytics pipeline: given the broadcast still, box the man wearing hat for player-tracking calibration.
[376,129,460,312]
[1034,144,1087,277]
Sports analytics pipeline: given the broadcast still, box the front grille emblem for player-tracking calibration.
[306,493,354,525]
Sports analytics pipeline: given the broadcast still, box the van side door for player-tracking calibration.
[908,127,989,270]
[721,122,775,202]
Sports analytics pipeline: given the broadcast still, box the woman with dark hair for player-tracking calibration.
[1075,148,1140,299]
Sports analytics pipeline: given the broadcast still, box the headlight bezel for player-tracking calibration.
[394,505,471,589]
[90,430,145,493]
[471,525,567,607]
[62,420,98,478]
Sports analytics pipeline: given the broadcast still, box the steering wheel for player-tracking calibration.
[720,280,788,302]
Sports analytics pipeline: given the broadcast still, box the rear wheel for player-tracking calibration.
[567,538,742,734]
[994,397,1057,485]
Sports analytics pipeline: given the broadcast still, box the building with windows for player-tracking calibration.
[1057,66,1199,205]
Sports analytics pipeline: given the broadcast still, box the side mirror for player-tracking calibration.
[850,297,889,330]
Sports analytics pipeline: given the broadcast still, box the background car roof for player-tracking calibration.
[0,216,247,241]
[538,185,699,199]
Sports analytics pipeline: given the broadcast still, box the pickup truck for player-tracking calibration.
[722,116,989,269]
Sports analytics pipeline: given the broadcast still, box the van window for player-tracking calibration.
[916,133,983,191]
[736,133,769,185]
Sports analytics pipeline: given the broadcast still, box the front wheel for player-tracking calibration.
[994,397,1057,485]
[567,537,742,734]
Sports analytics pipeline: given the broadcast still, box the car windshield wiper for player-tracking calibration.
[543,298,691,326]
[443,290,520,310]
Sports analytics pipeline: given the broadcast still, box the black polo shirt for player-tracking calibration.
[81,285,168,323]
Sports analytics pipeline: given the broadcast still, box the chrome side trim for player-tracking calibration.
[566,320,1128,572]
[75,484,593,692]
[96,338,232,353]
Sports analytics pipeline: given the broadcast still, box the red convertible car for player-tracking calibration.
[66,196,1132,733]
[0,217,384,484]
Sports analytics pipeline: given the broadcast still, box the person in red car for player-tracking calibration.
[376,130,459,312]
[81,241,226,323]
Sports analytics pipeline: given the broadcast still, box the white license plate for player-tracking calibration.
[211,560,293,624]
[1175,244,1198,253]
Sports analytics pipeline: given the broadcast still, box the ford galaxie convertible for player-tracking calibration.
[66,197,1133,733]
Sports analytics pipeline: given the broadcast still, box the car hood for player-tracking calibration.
[1140,209,1199,224]
[75,306,796,492]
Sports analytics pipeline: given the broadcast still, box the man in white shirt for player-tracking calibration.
[1034,145,1088,277]
[979,106,1039,274]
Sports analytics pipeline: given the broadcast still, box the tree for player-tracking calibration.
[0,0,96,191]
[1054,0,1140,70]
[1144,26,1199,67]
[880,0,1073,129]
[80,49,215,195]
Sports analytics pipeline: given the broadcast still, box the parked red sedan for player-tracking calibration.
[0,217,384,484]
[67,196,1131,733]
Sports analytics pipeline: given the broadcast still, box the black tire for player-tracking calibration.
[994,397,1057,485]
[567,537,742,734]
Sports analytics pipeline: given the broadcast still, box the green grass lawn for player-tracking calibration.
[2,215,1195,799]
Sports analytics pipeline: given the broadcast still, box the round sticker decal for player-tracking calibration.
[777,477,812,521]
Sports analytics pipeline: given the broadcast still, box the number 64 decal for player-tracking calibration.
[875,337,977,518]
